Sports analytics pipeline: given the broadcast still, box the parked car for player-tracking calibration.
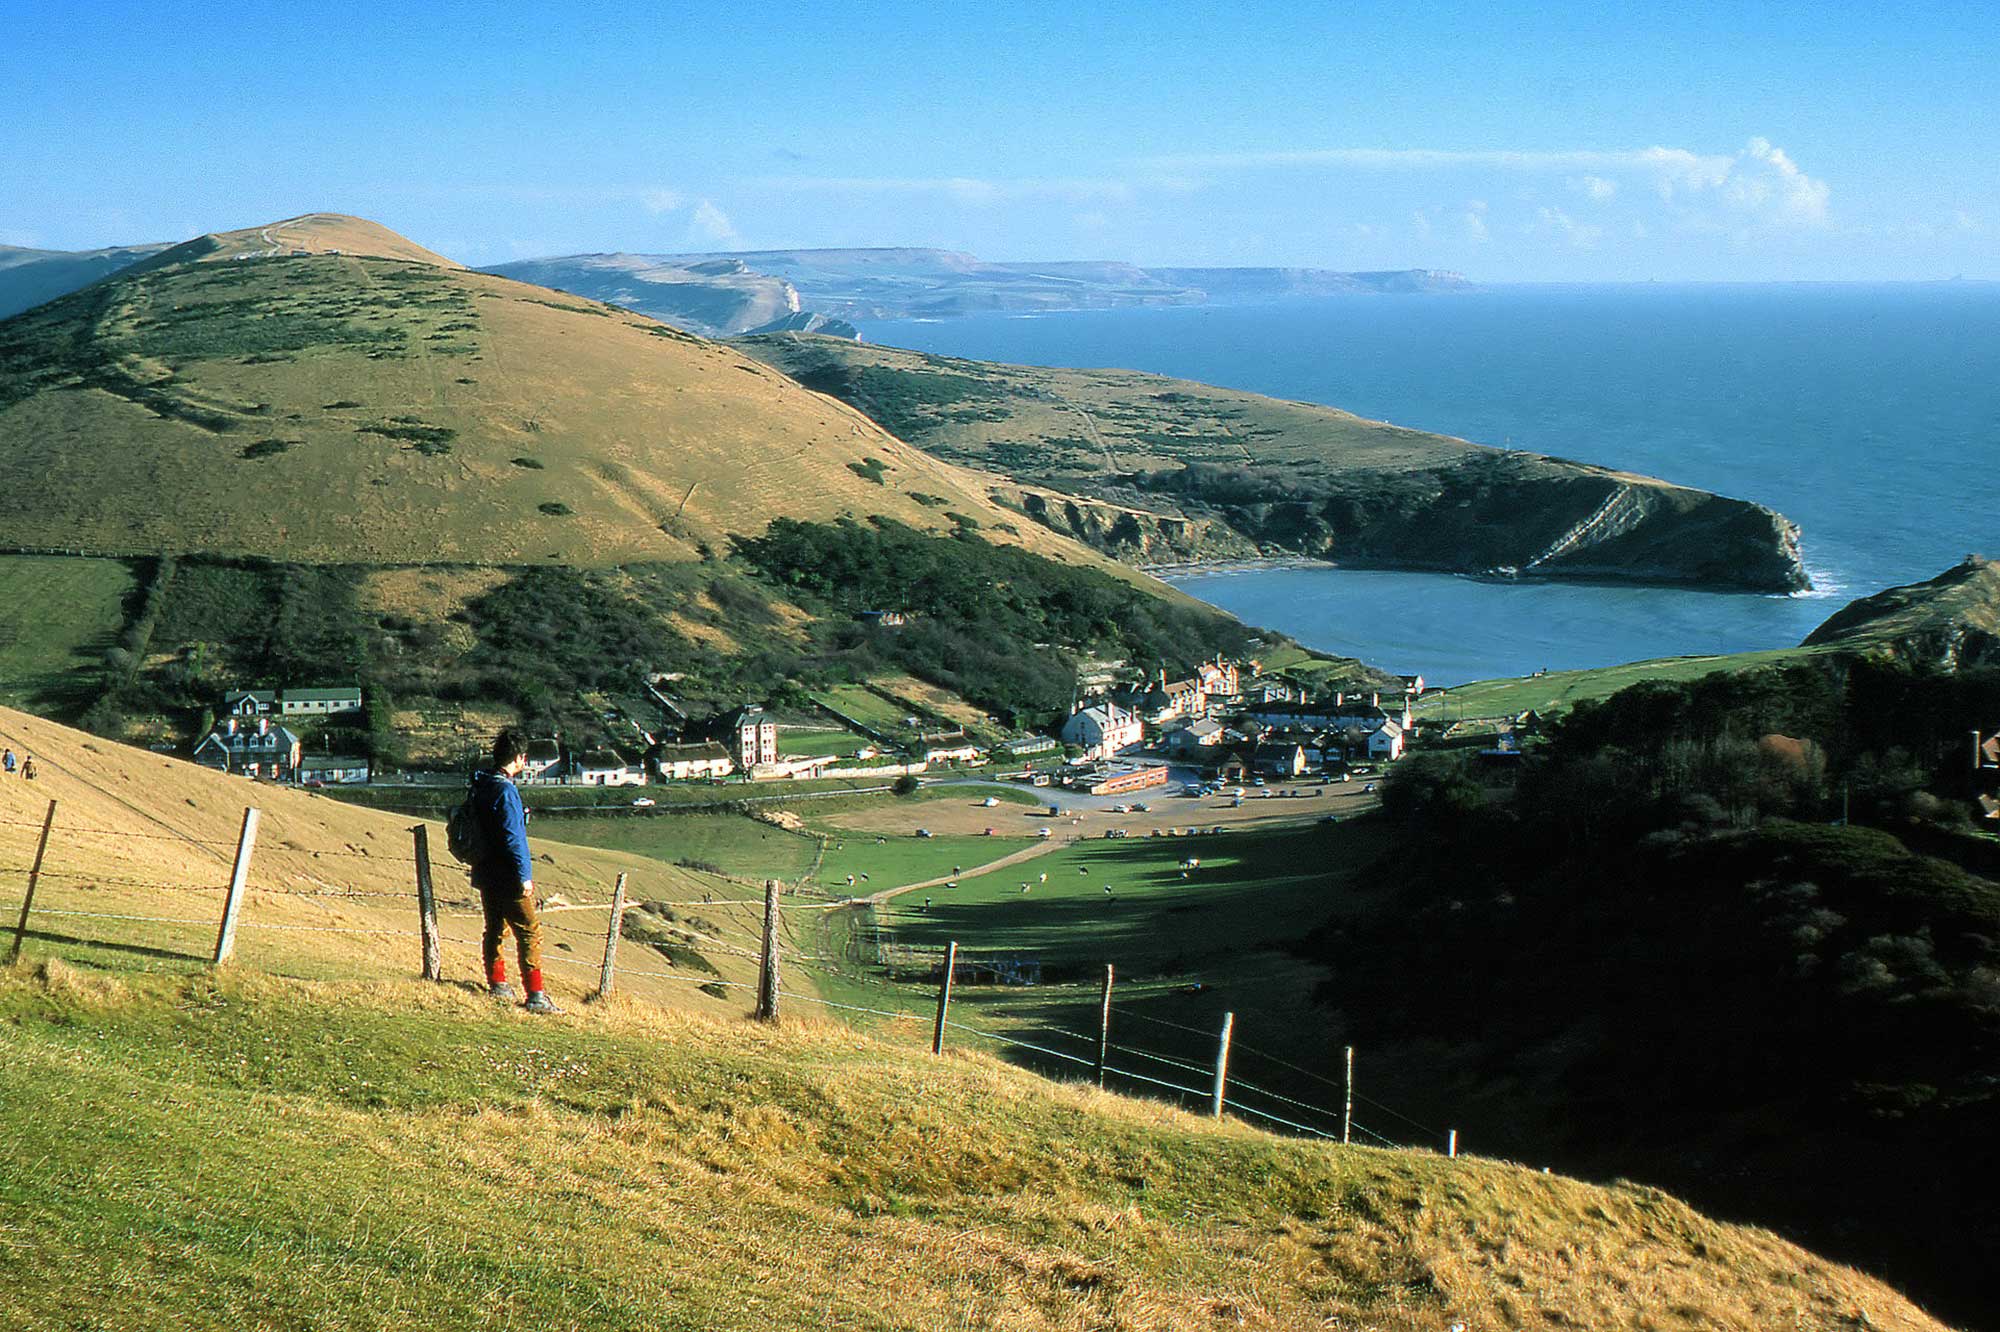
[1321,814,1339,825]
[981,796,1000,807]
[630,796,656,807]
[1112,803,1131,813]
[1132,802,1150,812]
[916,828,934,838]
[1036,827,1054,839]
[1364,783,1377,793]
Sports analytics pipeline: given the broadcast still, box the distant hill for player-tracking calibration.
[0,239,170,319]
[0,214,1112,568]
[484,246,1471,330]
[739,334,1813,593]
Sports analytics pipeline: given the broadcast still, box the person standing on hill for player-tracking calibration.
[472,730,557,1015]
[2,749,14,775]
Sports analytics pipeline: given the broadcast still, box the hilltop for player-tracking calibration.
[484,246,1470,330]
[740,335,1812,591]
[1805,555,2000,668]
[0,215,1107,569]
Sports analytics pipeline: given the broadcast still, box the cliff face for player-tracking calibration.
[994,486,1261,564]
[1804,557,2000,666]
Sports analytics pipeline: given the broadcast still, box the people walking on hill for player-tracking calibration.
[19,756,35,781]
[2,749,13,775]
[471,730,557,1015]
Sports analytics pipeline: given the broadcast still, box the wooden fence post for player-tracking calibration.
[754,877,780,1021]
[8,799,56,964]
[1211,1011,1234,1119]
[596,872,629,998]
[1095,963,1114,1088]
[410,825,441,982]
[1342,1045,1354,1145]
[211,807,260,965]
[931,940,958,1055]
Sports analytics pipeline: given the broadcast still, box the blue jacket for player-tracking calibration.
[470,769,533,890]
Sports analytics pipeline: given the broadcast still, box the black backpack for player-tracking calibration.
[445,776,491,866]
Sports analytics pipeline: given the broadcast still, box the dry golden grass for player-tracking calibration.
[0,965,1958,1332]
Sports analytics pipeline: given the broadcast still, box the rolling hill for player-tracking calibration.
[740,334,1813,591]
[0,214,1121,569]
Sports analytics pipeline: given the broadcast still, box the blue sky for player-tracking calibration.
[3,0,1994,280]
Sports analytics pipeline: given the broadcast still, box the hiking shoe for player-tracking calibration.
[488,981,518,1002]
[523,991,561,1015]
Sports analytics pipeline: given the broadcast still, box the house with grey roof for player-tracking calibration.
[193,716,303,780]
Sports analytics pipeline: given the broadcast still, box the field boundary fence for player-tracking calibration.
[2,797,1463,1158]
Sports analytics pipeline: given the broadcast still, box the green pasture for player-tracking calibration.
[0,556,134,714]
[1415,645,1830,721]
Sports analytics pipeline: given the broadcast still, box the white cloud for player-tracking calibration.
[1532,206,1602,248]
[640,188,685,215]
[1145,138,1830,230]
[1464,200,1490,242]
[687,200,741,247]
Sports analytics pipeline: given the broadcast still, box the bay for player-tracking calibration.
[868,285,1999,684]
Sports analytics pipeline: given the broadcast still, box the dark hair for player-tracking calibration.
[492,728,529,767]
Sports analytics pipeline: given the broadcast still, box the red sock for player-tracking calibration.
[524,967,544,994]
[488,958,507,985]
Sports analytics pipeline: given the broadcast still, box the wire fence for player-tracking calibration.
[0,795,1463,1158]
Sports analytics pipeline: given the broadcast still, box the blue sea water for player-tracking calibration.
[869,285,2000,684]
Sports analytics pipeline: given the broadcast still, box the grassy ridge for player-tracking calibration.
[0,967,1950,1332]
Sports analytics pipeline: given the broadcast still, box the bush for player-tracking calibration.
[892,774,921,796]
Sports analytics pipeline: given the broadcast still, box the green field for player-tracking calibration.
[810,683,925,735]
[775,727,873,758]
[1415,645,1831,721]
[884,824,1348,971]
[0,555,133,713]
[531,810,821,882]
[813,832,1022,897]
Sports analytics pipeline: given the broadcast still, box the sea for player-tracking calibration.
[868,284,2000,684]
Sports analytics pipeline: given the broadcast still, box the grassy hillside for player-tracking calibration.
[1805,555,2000,668]
[0,703,786,1012]
[0,215,1121,571]
[0,968,1953,1332]
[739,334,1812,592]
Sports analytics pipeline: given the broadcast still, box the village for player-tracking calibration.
[180,655,1430,799]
